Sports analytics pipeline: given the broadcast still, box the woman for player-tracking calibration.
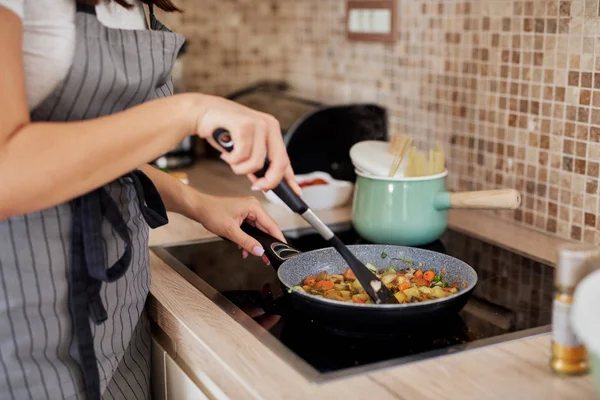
[0,1,299,399]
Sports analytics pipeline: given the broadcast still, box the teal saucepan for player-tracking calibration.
[352,169,522,246]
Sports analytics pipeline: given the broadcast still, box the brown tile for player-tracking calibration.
[592,109,600,125]
[559,18,570,33]
[566,122,576,137]
[575,159,587,174]
[559,1,571,16]
[577,124,589,140]
[547,218,558,233]
[578,107,590,122]
[492,34,500,47]
[564,139,574,154]
[535,18,545,33]
[576,142,588,157]
[567,105,578,121]
[563,156,574,172]
[587,179,598,194]
[571,225,582,241]
[555,87,566,101]
[582,72,593,88]
[588,161,600,177]
[569,70,580,86]
[585,213,596,227]
[503,18,512,31]
[547,18,558,33]
[594,73,600,89]
[593,91,600,107]
[534,53,544,66]
[580,89,591,105]
[549,202,559,217]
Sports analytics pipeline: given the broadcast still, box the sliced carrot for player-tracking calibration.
[423,271,435,282]
[412,277,429,287]
[303,276,317,286]
[315,280,335,290]
[414,269,424,278]
[463,281,468,288]
[353,297,366,304]
[443,287,454,292]
[343,268,356,281]
[399,281,411,291]
[451,282,459,289]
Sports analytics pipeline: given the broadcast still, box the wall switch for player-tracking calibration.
[346,0,396,43]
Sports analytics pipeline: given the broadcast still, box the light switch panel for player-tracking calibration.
[346,0,396,43]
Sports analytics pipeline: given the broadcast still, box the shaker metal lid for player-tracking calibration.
[556,243,600,287]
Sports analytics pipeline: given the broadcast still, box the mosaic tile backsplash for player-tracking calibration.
[160,0,600,245]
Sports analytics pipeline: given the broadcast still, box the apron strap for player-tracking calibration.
[69,170,168,400]
[76,2,97,15]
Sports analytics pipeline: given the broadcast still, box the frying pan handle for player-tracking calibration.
[212,128,309,214]
[240,223,302,269]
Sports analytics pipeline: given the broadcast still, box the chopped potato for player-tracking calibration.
[297,264,460,305]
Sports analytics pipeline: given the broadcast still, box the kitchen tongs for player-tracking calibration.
[212,128,397,304]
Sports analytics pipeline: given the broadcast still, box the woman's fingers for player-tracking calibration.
[253,115,288,191]
[283,164,302,196]
[220,120,255,165]
[248,201,286,243]
[229,119,268,176]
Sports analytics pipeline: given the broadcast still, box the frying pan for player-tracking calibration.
[241,223,478,328]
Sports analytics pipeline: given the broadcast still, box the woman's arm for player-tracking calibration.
[139,164,288,250]
[0,8,197,219]
[0,7,297,220]
[138,164,194,218]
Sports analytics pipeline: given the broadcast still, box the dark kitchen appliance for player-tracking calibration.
[205,81,388,182]
[153,226,554,382]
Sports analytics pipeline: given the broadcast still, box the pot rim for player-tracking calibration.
[355,168,448,182]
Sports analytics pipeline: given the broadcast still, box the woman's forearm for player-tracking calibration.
[0,93,202,219]
[138,164,201,218]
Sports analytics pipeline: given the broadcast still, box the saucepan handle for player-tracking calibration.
[240,222,302,269]
[434,189,521,210]
[212,128,309,214]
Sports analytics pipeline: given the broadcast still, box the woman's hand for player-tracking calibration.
[192,94,301,195]
[190,191,285,260]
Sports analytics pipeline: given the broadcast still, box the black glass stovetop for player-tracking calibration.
[154,227,554,381]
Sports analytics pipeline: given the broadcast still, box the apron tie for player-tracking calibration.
[69,170,168,399]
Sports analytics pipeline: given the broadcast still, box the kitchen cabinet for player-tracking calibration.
[152,334,227,400]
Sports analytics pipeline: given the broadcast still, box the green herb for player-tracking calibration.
[433,275,441,283]
[381,252,387,259]
[287,288,293,294]
[366,263,377,273]
[392,257,414,265]
[442,282,448,288]
[418,262,423,267]
[387,266,396,272]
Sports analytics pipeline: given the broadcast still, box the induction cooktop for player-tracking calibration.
[152,224,554,382]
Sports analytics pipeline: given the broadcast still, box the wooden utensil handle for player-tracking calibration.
[449,189,521,209]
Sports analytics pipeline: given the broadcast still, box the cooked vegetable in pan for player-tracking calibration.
[292,263,461,304]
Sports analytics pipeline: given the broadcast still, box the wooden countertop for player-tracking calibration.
[147,161,597,400]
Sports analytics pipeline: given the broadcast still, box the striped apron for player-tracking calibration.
[0,3,185,400]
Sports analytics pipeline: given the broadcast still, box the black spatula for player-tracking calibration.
[211,128,397,304]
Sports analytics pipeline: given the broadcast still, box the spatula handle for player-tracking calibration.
[212,128,309,214]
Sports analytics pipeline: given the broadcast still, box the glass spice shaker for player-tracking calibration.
[550,243,600,375]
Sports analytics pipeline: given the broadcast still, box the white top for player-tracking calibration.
[0,0,148,110]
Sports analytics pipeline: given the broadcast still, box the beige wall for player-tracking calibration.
[162,0,600,246]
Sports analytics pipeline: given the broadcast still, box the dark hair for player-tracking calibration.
[77,0,181,12]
